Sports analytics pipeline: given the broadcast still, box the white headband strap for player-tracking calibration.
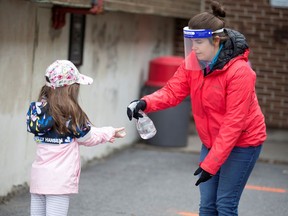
[212,28,224,34]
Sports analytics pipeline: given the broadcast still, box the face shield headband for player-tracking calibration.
[183,27,224,71]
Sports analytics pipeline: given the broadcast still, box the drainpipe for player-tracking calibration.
[52,0,103,29]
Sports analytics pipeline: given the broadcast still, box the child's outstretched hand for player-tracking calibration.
[109,127,126,143]
[115,127,126,138]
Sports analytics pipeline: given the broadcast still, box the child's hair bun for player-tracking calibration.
[211,0,226,18]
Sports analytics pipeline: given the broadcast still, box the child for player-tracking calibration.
[26,60,126,216]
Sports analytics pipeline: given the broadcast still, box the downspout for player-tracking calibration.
[52,0,103,29]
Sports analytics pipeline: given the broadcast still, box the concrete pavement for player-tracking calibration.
[0,128,287,216]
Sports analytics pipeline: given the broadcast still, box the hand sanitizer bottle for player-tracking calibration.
[136,110,157,139]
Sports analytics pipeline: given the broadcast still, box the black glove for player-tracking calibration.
[127,100,147,120]
[194,167,213,186]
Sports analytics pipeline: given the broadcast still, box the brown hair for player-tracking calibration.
[188,1,227,40]
[38,84,90,134]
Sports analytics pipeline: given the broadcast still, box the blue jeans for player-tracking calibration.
[198,144,262,216]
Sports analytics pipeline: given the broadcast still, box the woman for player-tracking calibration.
[127,1,266,215]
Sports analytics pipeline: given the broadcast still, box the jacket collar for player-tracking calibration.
[211,28,249,73]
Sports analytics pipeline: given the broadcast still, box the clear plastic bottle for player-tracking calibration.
[136,110,157,139]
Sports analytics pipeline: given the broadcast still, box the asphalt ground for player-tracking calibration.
[0,144,288,216]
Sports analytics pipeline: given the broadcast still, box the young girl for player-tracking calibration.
[26,60,126,216]
[127,1,266,215]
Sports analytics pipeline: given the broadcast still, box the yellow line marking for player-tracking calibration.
[245,184,286,193]
[177,212,199,216]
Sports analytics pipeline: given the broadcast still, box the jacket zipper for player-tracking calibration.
[200,78,213,148]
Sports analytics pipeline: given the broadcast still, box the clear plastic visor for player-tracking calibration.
[183,27,221,71]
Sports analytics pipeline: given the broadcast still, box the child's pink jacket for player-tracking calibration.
[29,127,115,195]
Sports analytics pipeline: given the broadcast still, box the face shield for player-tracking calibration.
[183,26,223,71]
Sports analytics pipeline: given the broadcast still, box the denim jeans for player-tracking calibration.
[198,144,262,216]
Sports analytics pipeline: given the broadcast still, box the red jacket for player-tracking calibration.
[142,48,266,175]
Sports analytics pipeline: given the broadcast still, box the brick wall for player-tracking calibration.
[174,0,288,129]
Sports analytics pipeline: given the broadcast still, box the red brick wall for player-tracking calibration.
[174,0,288,129]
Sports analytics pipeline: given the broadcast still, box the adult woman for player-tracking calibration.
[127,1,266,215]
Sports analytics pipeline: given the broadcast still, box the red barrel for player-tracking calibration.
[145,56,184,87]
[141,55,190,147]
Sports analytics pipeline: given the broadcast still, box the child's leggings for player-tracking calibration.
[30,193,70,216]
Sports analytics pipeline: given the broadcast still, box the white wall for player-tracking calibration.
[0,1,174,196]
[0,0,37,197]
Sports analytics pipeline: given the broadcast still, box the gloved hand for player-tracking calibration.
[194,167,213,186]
[127,100,147,120]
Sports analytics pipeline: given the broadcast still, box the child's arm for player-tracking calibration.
[77,126,126,146]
